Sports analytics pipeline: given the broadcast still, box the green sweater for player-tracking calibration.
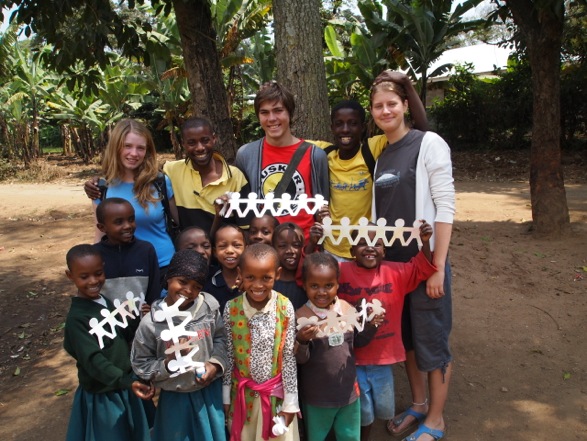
[63,296,137,393]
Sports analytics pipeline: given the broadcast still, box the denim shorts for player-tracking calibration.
[356,365,395,426]
[402,261,453,372]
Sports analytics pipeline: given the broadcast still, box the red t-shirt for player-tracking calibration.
[338,252,436,365]
[261,139,314,238]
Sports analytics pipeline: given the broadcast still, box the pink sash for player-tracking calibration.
[231,370,284,441]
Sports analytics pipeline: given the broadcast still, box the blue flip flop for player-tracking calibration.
[403,423,445,441]
[386,408,427,437]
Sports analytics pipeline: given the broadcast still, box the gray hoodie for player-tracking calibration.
[131,293,228,392]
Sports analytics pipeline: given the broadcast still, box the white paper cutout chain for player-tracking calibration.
[219,192,328,218]
[88,291,144,349]
[318,217,423,249]
[296,299,386,337]
[152,298,206,377]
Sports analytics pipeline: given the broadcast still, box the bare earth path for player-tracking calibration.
[0,179,586,440]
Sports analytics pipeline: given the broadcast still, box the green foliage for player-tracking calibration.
[357,0,485,104]
[430,60,533,150]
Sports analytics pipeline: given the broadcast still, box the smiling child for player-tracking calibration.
[223,244,300,441]
[131,249,228,441]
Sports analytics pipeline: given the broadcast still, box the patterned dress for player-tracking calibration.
[223,291,299,441]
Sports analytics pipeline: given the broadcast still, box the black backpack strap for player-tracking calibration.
[323,144,337,155]
[153,172,179,240]
[361,142,376,178]
[273,141,312,197]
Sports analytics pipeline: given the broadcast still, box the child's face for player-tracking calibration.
[351,231,385,269]
[97,202,136,245]
[303,264,339,310]
[331,108,364,154]
[177,229,212,263]
[120,132,147,172]
[166,276,203,310]
[66,254,106,300]
[183,125,216,169]
[214,227,245,270]
[274,228,303,272]
[238,255,281,310]
[258,100,291,143]
[249,216,275,245]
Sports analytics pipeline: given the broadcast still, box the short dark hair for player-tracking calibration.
[302,251,339,281]
[66,244,102,270]
[96,197,133,224]
[331,100,366,123]
[213,224,247,247]
[175,226,211,249]
[254,81,295,119]
[272,222,304,247]
[181,117,214,137]
[252,213,280,228]
[239,243,279,270]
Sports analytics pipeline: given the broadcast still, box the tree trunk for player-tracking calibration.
[508,1,569,237]
[172,0,237,160]
[273,0,331,142]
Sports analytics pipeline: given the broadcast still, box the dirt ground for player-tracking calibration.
[0,152,586,440]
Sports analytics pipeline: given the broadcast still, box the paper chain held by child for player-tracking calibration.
[219,192,423,248]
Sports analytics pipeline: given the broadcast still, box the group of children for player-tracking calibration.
[64,193,437,441]
[64,77,450,441]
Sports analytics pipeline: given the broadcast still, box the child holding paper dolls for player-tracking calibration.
[308,219,437,440]
[131,249,228,441]
[63,244,153,441]
[295,252,383,441]
[223,243,300,441]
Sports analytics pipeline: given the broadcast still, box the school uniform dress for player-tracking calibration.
[131,294,228,441]
[64,295,150,441]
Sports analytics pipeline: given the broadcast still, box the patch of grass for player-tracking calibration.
[0,158,19,181]
[14,160,67,182]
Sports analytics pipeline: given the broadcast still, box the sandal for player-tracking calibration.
[386,408,427,438]
[403,424,445,441]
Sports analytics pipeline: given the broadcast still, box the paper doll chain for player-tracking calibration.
[318,217,423,249]
[88,291,143,349]
[219,192,328,218]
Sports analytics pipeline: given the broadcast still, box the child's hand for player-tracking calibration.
[278,410,296,427]
[316,205,330,222]
[309,223,324,247]
[370,313,384,328]
[419,220,433,242]
[195,361,219,386]
[131,380,155,400]
[140,303,151,316]
[224,405,230,425]
[297,324,318,344]
[214,194,229,217]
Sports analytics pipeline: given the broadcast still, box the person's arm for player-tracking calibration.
[279,300,300,425]
[222,302,236,414]
[426,222,452,299]
[419,220,433,262]
[374,70,429,131]
[66,315,135,389]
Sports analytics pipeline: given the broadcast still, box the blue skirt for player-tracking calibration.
[66,386,150,441]
[152,379,226,441]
